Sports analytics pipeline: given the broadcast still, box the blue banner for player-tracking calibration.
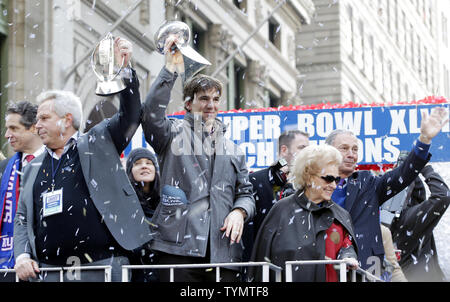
[128,103,449,169]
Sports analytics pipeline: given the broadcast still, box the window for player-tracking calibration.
[85,100,118,132]
[443,14,448,47]
[233,0,247,12]
[427,55,433,90]
[384,61,392,101]
[405,21,411,61]
[413,34,420,71]
[355,21,364,70]
[375,49,384,94]
[191,24,206,55]
[417,0,423,18]
[227,61,246,110]
[403,83,409,101]
[397,10,405,53]
[444,67,450,98]
[349,89,356,103]
[392,72,400,102]
[401,12,407,55]
[378,0,388,25]
[269,91,280,108]
[365,35,374,82]
[268,18,281,50]
[418,44,425,81]
[425,1,432,31]
[344,6,353,56]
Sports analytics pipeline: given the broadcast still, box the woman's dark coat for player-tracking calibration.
[248,190,357,282]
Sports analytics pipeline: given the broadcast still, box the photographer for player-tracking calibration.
[242,130,309,262]
[387,152,450,282]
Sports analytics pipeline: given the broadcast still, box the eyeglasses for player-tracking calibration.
[318,175,341,184]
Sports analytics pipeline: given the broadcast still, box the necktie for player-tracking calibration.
[25,154,35,163]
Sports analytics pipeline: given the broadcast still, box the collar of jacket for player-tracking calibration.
[184,112,227,135]
[293,190,333,212]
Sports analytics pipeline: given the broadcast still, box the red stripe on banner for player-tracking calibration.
[356,164,395,172]
[170,96,449,116]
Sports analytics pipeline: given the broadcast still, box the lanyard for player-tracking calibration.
[50,152,64,191]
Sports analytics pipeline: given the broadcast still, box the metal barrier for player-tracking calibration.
[0,269,19,282]
[1,261,383,282]
[351,267,384,282]
[121,262,283,282]
[285,260,384,282]
[0,265,112,282]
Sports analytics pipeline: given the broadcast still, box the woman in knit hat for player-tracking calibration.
[126,148,161,282]
[126,148,160,219]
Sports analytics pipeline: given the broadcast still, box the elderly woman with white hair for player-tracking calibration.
[248,144,358,282]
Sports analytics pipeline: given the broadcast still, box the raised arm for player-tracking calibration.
[376,106,448,205]
[141,35,183,154]
[141,68,177,154]
[106,37,142,154]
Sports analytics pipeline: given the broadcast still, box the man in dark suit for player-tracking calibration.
[242,130,309,262]
[325,107,448,273]
[13,37,152,282]
[0,101,43,281]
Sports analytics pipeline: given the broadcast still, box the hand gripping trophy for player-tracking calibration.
[154,21,211,82]
[91,33,130,96]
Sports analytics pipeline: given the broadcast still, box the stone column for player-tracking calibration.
[208,23,234,110]
[246,59,268,108]
[7,0,25,103]
[140,0,150,25]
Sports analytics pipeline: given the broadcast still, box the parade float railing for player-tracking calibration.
[285,259,384,282]
[121,262,283,282]
[0,266,112,282]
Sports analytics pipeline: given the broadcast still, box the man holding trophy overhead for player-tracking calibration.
[13,36,152,282]
[142,21,255,282]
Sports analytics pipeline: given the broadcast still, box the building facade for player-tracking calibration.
[296,0,450,105]
[2,0,447,147]
[0,0,315,154]
[0,0,165,154]
[163,0,315,113]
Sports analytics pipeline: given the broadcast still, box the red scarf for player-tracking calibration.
[325,222,353,282]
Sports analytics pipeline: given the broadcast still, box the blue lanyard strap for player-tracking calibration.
[50,152,64,189]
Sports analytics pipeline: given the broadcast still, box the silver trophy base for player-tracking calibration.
[95,78,126,96]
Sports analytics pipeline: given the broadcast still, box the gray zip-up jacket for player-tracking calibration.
[141,67,255,264]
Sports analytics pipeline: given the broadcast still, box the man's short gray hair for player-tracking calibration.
[325,129,356,146]
[36,90,83,130]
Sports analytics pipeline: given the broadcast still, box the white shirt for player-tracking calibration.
[45,131,80,160]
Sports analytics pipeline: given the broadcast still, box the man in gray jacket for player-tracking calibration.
[142,36,255,281]
[14,37,151,282]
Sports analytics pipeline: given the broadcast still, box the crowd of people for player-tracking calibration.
[0,37,449,283]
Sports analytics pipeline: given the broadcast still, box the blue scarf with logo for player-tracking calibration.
[0,153,21,268]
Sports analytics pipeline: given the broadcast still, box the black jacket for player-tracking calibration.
[248,190,357,282]
[242,167,294,262]
[390,165,450,281]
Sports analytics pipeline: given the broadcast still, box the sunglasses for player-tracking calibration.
[319,175,341,184]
